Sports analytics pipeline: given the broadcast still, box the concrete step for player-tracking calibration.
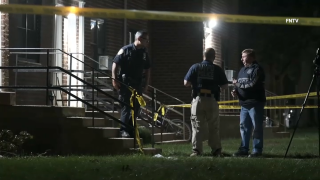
[155,139,190,145]
[136,118,152,127]
[274,131,291,138]
[264,127,291,139]
[87,127,120,138]
[66,117,122,128]
[264,127,276,139]
[153,132,176,142]
[68,117,106,127]
[81,88,113,92]
[0,92,16,105]
[85,110,120,119]
[147,127,162,133]
[84,76,111,79]
[85,101,120,106]
[108,137,144,149]
[79,116,159,129]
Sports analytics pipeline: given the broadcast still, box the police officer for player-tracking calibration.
[112,30,151,138]
[231,48,266,158]
[184,48,228,157]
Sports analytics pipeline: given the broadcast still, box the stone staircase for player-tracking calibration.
[80,72,190,145]
[83,110,189,144]
[0,91,163,155]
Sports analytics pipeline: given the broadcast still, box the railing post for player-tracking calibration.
[133,91,137,150]
[183,107,185,140]
[96,72,99,109]
[92,68,95,127]
[151,89,155,148]
[68,53,73,106]
[154,88,157,111]
[46,49,50,105]
[160,115,163,143]
[15,54,18,87]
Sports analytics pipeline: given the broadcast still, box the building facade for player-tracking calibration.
[0,0,239,108]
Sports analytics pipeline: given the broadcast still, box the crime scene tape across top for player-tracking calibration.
[1,4,320,26]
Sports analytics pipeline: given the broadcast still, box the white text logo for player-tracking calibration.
[286,19,299,23]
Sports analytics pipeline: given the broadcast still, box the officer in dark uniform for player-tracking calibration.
[112,30,151,138]
[231,48,266,158]
[184,48,228,157]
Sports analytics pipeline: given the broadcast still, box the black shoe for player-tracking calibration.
[211,148,223,157]
[248,152,262,158]
[233,150,249,157]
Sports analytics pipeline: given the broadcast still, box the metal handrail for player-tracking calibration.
[0,66,134,131]
[2,48,140,109]
[1,48,131,90]
[147,85,185,104]
[72,52,189,140]
[2,48,189,141]
[70,52,110,70]
[1,65,132,108]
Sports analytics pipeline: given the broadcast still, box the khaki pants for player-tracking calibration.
[190,95,221,153]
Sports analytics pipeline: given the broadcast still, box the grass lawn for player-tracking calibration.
[0,128,320,180]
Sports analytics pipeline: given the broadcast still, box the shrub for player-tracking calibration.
[0,130,33,156]
[138,126,152,144]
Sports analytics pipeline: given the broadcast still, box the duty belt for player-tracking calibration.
[197,89,213,97]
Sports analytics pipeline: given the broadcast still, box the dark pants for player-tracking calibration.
[118,85,142,137]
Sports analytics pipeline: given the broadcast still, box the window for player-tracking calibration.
[129,29,138,44]
[91,19,106,67]
[16,0,42,62]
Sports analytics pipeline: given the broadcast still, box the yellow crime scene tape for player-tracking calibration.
[128,87,146,154]
[152,92,318,120]
[1,4,320,26]
[163,104,317,109]
[219,92,318,104]
[153,104,317,121]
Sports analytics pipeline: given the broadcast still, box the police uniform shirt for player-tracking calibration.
[113,43,151,83]
[234,61,266,106]
[184,60,228,101]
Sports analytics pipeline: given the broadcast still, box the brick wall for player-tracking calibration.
[149,0,204,108]
[203,0,240,70]
[203,0,240,113]
[83,0,148,71]
[3,0,239,109]
[148,0,240,118]
[6,0,54,105]
[225,0,240,71]
[84,0,123,70]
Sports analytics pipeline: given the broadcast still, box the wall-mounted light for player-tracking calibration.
[204,18,218,34]
[67,13,76,19]
[208,19,217,28]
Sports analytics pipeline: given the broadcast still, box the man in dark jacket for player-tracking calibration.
[184,48,228,157]
[231,49,266,157]
[112,30,151,138]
